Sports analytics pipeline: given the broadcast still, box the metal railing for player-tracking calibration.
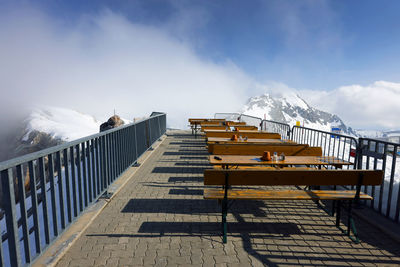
[261,120,291,139]
[238,114,262,129]
[214,113,241,121]
[291,126,358,169]
[213,113,263,130]
[357,138,400,222]
[0,113,166,267]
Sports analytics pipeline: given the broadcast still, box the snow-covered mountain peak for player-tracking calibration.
[241,92,355,134]
[23,107,101,142]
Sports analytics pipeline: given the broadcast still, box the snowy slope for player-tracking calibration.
[22,107,101,142]
[354,129,386,138]
[241,92,356,135]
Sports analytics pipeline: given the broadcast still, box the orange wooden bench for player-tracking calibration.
[203,169,383,243]
[205,131,281,139]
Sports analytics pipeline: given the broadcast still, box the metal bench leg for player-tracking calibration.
[331,200,336,216]
[336,200,360,243]
[331,185,337,216]
[335,200,341,227]
[347,200,360,243]
[222,198,228,243]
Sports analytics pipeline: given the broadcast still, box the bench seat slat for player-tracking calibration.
[204,169,383,186]
[204,189,373,200]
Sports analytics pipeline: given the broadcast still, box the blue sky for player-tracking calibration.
[21,0,400,90]
[1,0,400,129]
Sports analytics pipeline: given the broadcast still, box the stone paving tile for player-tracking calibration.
[56,130,400,267]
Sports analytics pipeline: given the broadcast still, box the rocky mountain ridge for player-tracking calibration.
[241,92,357,135]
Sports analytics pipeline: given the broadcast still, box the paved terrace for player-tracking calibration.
[48,130,399,266]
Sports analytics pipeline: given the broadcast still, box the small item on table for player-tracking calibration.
[234,127,239,132]
[231,134,238,141]
[280,152,285,161]
[261,151,271,161]
[273,152,278,161]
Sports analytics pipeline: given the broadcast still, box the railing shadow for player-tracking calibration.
[152,166,211,174]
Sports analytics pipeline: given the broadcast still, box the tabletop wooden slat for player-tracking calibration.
[207,137,296,144]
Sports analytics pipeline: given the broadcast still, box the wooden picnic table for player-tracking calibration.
[188,118,226,136]
[209,155,352,168]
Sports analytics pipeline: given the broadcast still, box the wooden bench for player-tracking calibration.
[201,125,228,131]
[232,125,258,130]
[201,125,258,132]
[200,121,224,125]
[205,131,281,139]
[203,169,383,243]
[208,143,322,156]
[226,121,247,126]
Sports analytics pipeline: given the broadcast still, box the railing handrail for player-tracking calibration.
[214,113,241,119]
[359,137,400,146]
[238,114,262,121]
[262,119,291,128]
[291,125,358,141]
[0,113,166,172]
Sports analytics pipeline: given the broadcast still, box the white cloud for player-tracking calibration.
[0,7,252,130]
[300,81,400,130]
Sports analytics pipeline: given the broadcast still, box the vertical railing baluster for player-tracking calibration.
[56,151,66,229]
[374,144,387,212]
[95,138,101,195]
[129,127,134,164]
[102,135,109,189]
[123,128,127,169]
[134,124,138,163]
[115,131,120,175]
[70,146,78,217]
[370,142,378,206]
[76,144,83,212]
[16,164,31,263]
[63,149,72,223]
[39,157,50,244]
[107,134,112,184]
[387,146,397,218]
[124,128,129,167]
[90,139,97,199]
[87,140,93,203]
[158,116,161,137]
[28,160,41,254]
[1,168,22,267]
[48,154,58,236]
[111,132,117,181]
[81,142,88,207]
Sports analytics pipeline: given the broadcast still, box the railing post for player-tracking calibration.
[1,168,22,267]
[355,139,363,170]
